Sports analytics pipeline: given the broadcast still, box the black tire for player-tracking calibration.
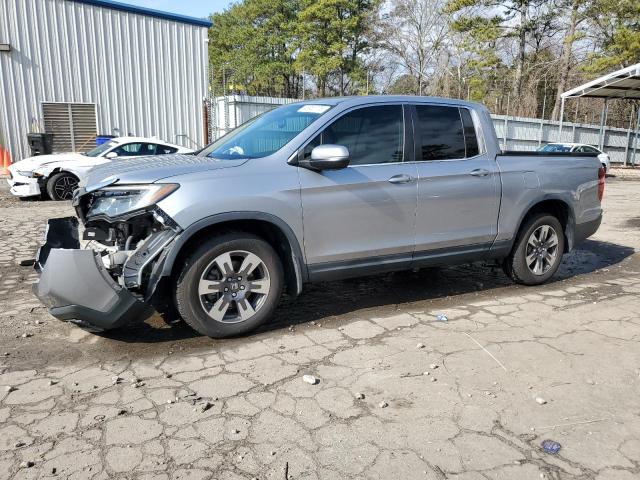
[504,213,565,286]
[46,172,79,201]
[175,232,284,338]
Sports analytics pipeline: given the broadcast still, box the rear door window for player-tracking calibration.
[414,105,466,160]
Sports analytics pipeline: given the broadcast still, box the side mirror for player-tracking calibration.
[105,151,118,159]
[302,144,350,171]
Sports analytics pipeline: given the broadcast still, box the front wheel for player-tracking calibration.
[504,214,565,285]
[175,233,284,338]
[46,172,79,201]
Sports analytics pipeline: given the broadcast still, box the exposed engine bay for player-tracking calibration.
[32,184,184,331]
[74,188,182,301]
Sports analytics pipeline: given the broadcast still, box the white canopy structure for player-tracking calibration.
[559,63,640,165]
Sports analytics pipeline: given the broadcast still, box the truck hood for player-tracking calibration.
[11,153,88,171]
[83,154,250,189]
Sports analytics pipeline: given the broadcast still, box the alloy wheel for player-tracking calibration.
[198,250,271,323]
[54,175,78,200]
[525,225,559,275]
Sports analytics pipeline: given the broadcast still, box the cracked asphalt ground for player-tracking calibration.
[1,178,640,480]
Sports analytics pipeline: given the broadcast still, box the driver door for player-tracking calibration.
[297,104,418,278]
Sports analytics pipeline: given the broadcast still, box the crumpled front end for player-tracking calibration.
[6,169,42,197]
[33,188,182,330]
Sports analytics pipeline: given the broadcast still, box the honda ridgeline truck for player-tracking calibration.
[33,96,605,337]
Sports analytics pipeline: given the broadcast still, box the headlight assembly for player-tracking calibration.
[87,184,179,218]
[17,171,43,178]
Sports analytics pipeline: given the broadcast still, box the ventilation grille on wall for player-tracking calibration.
[42,103,97,153]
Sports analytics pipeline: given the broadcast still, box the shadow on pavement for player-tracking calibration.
[100,239,634,344]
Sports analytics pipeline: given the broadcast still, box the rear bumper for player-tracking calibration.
[574,213,602,245]
[32,217,152,331]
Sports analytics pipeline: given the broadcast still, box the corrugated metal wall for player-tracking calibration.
[208,95,297,140]
[0,0,209,163]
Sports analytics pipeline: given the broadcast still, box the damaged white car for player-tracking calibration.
[7,137,192,200]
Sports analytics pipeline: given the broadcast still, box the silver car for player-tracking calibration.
[33,96,604,337]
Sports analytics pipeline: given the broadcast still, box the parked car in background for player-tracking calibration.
[7,137,192,200]
[33,96,604,338]
[538,143,611,172]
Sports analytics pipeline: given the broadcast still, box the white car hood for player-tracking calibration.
[12,153,89,171]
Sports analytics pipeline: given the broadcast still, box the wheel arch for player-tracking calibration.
[512,197,575,253]
[44,169,81,200]
[161,212,307,297]
[48,167,80,179]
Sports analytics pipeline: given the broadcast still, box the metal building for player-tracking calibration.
[0,0,211,166]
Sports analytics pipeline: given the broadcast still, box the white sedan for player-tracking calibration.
[537,143,611,172]
[7,137,192,200]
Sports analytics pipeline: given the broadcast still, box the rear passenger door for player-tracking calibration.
[411,103,500,261]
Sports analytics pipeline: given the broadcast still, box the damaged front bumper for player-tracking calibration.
[32,216,177,331]
[6,174,42,197]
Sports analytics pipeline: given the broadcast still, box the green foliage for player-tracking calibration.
[294,0,380,95]
[208,0,379,97]
[206,0,640,118]
[208,0,301,96]
[584,0,640,73]
[387,74,419,94]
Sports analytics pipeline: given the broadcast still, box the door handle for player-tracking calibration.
[469,168,490,177]
[388,174,414,184]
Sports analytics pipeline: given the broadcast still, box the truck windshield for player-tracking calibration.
[538,144,572,152]
[199,103,333,160]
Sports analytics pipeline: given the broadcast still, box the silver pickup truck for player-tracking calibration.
[33,96,605,337]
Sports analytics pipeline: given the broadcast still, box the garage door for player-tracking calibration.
[42,103,97,153]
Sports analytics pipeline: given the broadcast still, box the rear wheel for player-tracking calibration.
[504,214,565,285]
[46,172,79,200]
[175,233,283,338]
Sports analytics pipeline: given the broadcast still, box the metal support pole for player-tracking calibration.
[624,105,635,167]
[503,93,510,150]
[598,98,608,150]
[558,96,565,141]
[538,78,546,147]
[573,100,580,142]
[632,109,640,167]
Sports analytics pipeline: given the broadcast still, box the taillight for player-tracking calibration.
[598,166,605,201]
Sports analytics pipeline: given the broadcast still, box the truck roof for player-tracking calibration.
[297,95,485,109]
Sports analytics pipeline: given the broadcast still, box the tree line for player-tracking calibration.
[208,0,640,125]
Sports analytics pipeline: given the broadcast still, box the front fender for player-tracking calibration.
[33,165,55,179]
[160,211,308,292]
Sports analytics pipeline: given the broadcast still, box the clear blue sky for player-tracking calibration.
[123,0,232,18]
